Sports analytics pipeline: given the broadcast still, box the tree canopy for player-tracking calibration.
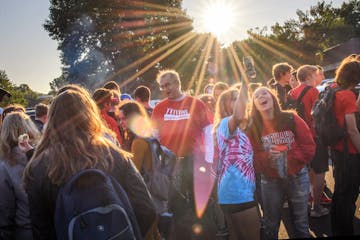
[0,70,41,107]
[45,0,360,97]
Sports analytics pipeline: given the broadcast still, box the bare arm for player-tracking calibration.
[345,113,360,153]
[228,83,248,134]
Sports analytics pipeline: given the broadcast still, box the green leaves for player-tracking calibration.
[0,70,41,107]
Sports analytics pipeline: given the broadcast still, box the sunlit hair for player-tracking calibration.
[119,100,148,120]
[272,62,293,81]
[24,89,127,186]
[213,82,229,92]
[316,65,324,72]
[198,93,215,114]
[92,88,112,109]
[247,87,295,145]
[213,88,239,132]
[56,84,89,96]
[156,69,181,86]
[335,59,360,89]
[1,104,25,122]
[103,80,121,94]
[0,112,40,165]
[296,65,318,82]
[134,85,151,102]
[248,82,262,98]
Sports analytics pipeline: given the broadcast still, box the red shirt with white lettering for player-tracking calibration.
[288,83,319,137]
[248,114,315,178]
[151,95,211,157]
[331,87,358,154]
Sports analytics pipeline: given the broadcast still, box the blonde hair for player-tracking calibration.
[296,65,318,82]
[213,88,239,132]
[156,69,181,86]
[25,88,129,186]
[0,111,40,165]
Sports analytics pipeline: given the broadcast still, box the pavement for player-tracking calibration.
[278,166,360,239]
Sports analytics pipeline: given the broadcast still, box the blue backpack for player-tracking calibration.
[54,169,141,240]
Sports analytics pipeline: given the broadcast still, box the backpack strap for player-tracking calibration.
[295,85,312,106]
[144,137,161,173]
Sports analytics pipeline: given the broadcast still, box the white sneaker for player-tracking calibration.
[310,207,329,218]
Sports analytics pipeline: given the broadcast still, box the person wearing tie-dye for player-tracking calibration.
[213,86,260,240]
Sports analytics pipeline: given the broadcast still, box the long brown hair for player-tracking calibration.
[0,111,40,165]
[24,88,128,186]
[247,87,295,145]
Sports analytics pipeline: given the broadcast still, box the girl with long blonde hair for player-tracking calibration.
[24,87,156,239]
[213,85,260,240]
[0,111,40,239]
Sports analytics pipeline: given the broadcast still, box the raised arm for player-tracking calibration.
[228,83,248,134]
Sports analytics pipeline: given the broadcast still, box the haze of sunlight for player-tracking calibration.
[201,1,236,39]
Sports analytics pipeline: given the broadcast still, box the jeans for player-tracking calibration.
[261,167,310,239]
[331,150,360,236]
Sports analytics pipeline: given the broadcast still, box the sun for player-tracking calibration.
[200,0,237,40]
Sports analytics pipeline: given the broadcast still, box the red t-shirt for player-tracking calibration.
[289,84,319,137]
[331,88,358,154]
[249,114,315,178]
[151,95,211,157]
[101,111,122,145]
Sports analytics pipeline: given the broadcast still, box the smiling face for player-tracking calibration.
[253,88,274,112]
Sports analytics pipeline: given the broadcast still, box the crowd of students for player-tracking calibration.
[0,54,359,240]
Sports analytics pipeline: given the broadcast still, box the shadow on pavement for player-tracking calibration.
[281,204,360,238]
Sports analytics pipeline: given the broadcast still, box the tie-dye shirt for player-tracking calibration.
[215,117,255,204]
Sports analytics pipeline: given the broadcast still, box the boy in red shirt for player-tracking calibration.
[289,65,330,217]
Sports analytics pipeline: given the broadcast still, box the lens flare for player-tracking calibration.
[128,114,153,138]
[192,223,203,235]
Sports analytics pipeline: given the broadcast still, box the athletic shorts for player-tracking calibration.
[310,142,329,174]
[220,201,257,214]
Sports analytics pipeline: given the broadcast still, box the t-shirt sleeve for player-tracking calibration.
[342,91,357,114]
[216,117,239,151]
[287,114,316,165]
[151,104,162,129]
[217,117,238,139]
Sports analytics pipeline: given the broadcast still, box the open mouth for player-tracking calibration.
[260,100,268,105]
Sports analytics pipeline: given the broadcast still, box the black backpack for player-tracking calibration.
[286,86,312,120]
[143,138,177,201]
[54,169,142,240]
[311,86,345,146]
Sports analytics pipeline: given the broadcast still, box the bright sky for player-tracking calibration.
[0,0,343,94]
